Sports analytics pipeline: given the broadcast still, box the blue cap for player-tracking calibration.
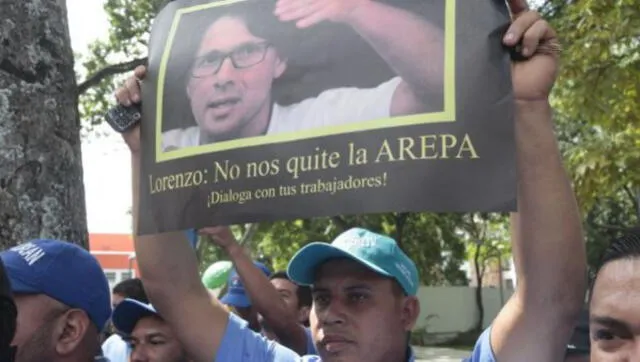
[220,261,271,308]
[112,298,158,335]
[0,239,111,330]
[287,228,419,296]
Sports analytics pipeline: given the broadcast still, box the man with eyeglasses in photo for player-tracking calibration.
[117,0,445,150]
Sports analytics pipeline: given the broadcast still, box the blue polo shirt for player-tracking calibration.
[216,313,496,361]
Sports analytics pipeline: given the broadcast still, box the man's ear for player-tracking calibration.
[401,296,420,331]
[54,309,91,356]
[273,57,288,79]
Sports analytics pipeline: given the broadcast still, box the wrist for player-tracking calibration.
[515,100,553,125]
[515,99,552,114]
[344,1,375,27]
[225,243,243,259]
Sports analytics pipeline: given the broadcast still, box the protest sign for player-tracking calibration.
[137,0,516,234]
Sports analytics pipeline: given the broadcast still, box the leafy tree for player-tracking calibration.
[196,213,470,287]
[541,0,639,213]
[77,0,164,126]
[583,192,639,275]
[461,213,511,332]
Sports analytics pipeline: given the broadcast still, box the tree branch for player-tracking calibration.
[331,216,351,231]
[394,212,409,250]
[592,223,636,232]
[623,185,640,220]
[239,223,258,246]
[77,57,147,95]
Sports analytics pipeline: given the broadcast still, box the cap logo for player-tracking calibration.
[230,276,241,287]
[395,261,414,288]
[11,242,46,266]
[340,234,377,249]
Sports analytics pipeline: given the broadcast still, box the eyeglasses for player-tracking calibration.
[191,42,272,78]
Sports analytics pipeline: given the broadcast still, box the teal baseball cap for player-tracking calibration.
[287,228,419,296]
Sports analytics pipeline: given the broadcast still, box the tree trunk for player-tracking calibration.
[0,0,87,249]
[473,243,485,333]
[394,212,409,250]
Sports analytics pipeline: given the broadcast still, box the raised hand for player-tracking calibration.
[504,0,560,103]
[274,0,370,28]
[199,226,238,250]
[114,65,147,152]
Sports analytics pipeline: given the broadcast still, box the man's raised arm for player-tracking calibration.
[488,1,587,361]
[118,66,229,362]
[202,227,310,355]
[275,0,444,115]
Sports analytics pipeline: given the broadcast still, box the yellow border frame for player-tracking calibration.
[155,0,456,163]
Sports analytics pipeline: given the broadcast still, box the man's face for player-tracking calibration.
[12,294,68,362]
[271,278,308,324]
[309,259,419,362]
[590,258,640,361]
[228,305,260,332]
[186,15,287,141]
[128,316,188,362]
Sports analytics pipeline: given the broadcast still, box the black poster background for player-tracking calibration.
[138,0,516,235]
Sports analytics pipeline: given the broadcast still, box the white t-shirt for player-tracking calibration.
[162,77,402,151]
[101,334,130,362]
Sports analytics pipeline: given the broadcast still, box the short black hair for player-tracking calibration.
[112,278,148,304]
[270,271,312,308]
[590,228,640,297]
[598,228,640,266]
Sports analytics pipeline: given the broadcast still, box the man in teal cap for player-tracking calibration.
[285,227,420,360]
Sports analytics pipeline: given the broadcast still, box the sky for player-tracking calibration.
[67,0,133,234]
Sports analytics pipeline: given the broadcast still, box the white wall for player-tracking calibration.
[413,286,514,341]
[104,268,136,290]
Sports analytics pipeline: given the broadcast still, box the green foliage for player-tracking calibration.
[583,191,639,275]
[460,213,511,284]
[539,0,640,269]
[78,0,164,127]
[196,213,471,286]
[545,0,640,211]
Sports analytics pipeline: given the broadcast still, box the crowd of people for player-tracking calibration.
[0,1,637,361]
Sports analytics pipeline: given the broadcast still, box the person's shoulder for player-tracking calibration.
[162,126,199,151]
[463,327,496,362]
[101,333,125,348]
[218,313,302,362]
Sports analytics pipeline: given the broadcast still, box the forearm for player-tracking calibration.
[225,243,307,354]
[131,153,201,297]
[512,101,586,311]
[348,2,444,95]
[131,152,229,361]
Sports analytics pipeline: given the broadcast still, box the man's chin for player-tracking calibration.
[199,120,242,143]
[319,346,359,362]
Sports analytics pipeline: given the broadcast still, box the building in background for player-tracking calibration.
[466,257,517,307]
[89,233,138,289]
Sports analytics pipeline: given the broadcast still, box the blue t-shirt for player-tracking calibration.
[216,314,496,362]
[463,327,496,362]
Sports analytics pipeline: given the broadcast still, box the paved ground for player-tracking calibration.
[413,346,471,362]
